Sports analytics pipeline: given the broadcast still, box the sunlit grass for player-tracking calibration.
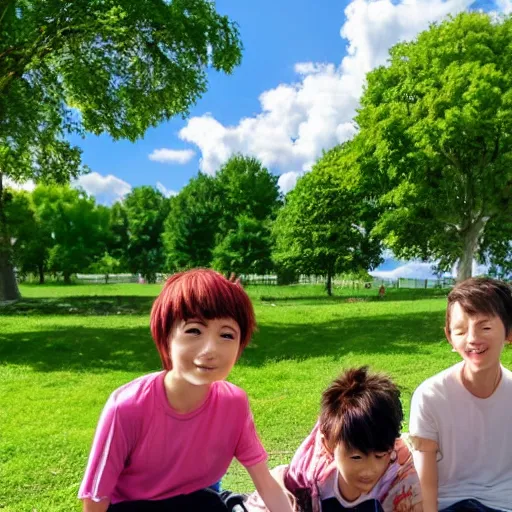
[1,283,510,511]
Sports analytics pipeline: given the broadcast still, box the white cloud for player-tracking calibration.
[371,258,490,279]
[496,0,512,13]
[149,148,195,164]
[278,171,302,195]
[371,261,442,280]
[73,172,132,204]
[3,177,36,192]
[179,0,476,185]
[156,181,178,198]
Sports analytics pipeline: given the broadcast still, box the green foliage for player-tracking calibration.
[123,186,169,282]
[0,0,243,299]
[32,185,109,282]
[1,0,242,183]
[212,215,274,275]
[273,145,382,295]
[88,252,122,283]
[215,155,282,233]
[164,155,281,273]
[4,188,52,283]
[163,173,221,270]
[356,12,512,280]
[106,201,130,270]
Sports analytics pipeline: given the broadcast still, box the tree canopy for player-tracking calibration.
[356,11,512,281]
[0,0,243,300]
[273,145,382,296]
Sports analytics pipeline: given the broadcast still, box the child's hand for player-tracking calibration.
[246,461,295,512]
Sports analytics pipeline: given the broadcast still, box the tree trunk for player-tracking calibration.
[456,217,489,282]
[64,272,72,284]
[38,264,45,284]
[0,171,21,301]
[0,251,20,301]
[326,271,332,296]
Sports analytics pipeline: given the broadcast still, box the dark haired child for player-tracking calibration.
[410,277,512,512]
[79,269,294,512]
[246,367,422,512]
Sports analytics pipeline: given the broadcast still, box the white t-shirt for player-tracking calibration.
[409,362,512,511]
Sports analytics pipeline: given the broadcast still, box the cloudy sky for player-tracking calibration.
[9,0,510,278]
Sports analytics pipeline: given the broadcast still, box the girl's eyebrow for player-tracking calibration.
[184,318,207,326]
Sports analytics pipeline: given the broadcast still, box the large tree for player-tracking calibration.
[4,188,52,284]
[32,185,109,283]
[163,155,281,272]
[212,215,274,276]
[0,0,243,300]
[273,146,382,296]
[163,173,221,270]
[356,12,512,281]
[124,186,169,282]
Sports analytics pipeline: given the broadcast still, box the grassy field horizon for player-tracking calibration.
[1,283,510,511]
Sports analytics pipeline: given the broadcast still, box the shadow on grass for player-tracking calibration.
[0,295,155,316]
[0,311,445,373]
[260,288,448,305]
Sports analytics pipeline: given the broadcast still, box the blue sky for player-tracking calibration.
[11,0,511,278]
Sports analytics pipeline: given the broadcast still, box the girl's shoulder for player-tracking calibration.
[106,371,164,416]
[213,380,249,402]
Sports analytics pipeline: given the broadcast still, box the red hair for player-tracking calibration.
[150,269,256,370]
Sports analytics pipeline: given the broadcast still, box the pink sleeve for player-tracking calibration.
[234,396,268,468]
[78,396,131,502]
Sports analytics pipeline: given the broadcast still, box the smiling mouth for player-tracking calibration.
[466,348,487,355]
[195,365,217,371]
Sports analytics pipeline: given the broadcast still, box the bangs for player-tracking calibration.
[170,271,252,330]
[446,278,512,334]
[339,407,398,454]
[150,269,256,370]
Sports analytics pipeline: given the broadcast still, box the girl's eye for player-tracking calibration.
[375,453,388,459]
[350,455,362,460]
[185,328,201,335]
[221,333,235,340]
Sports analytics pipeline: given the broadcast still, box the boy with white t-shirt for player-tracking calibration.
[409,277,512,512]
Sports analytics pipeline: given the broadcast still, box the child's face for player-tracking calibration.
[446,302,507,373]
[168,317,241,386]
[334,442,392,502]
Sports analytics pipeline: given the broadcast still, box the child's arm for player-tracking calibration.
[246,461,295,512]
[82,498,110,512]
[411,437,439,512]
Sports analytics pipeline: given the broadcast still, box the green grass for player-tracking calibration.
[1,283,511,511]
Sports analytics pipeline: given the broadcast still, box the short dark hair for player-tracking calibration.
[446,277,512,336]
[319,367,403,454]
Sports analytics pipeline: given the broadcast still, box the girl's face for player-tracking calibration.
[334,442,392,502]
[168,317,241,386]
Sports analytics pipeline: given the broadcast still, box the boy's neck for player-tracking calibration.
[460,363,502,399]
[337,474,362,503]
[164,371,211,414]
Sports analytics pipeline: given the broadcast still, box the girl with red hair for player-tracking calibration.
[79,269,293,512]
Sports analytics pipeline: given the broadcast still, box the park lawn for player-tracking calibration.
[1,283,510,511]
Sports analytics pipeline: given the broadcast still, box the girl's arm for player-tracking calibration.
[246,461,295,512]
[82,498,110,512]
[411,437,439,512]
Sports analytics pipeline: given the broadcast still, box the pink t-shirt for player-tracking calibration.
[79,372,267,504]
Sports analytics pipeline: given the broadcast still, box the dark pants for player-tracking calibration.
[441,500,504,512]
[107,488,247,512]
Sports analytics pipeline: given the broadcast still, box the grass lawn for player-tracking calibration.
[1,282,510,511]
